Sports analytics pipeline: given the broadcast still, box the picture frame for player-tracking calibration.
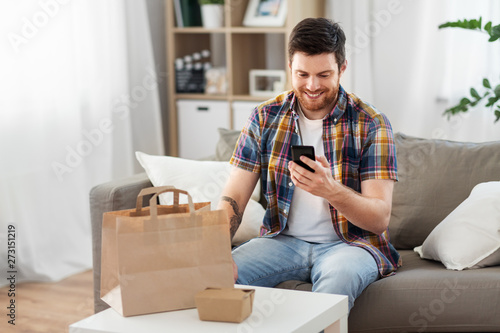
[249,69,286,96]
[243,0,287,27]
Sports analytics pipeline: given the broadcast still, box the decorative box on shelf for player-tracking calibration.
[175,50,211,94]
[175,67,205,93]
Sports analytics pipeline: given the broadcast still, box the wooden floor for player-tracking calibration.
[0,269,94,333]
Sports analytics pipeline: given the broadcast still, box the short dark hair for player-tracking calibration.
[288,18,346,69]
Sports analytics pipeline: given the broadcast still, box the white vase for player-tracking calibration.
[201,4,225,28]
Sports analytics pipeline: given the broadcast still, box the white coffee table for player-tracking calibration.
[70,285,348,333]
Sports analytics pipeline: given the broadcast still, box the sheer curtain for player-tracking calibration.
[0,0,164,285]
[327,0,500,142]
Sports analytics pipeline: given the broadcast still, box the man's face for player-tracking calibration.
[289,52,346,119]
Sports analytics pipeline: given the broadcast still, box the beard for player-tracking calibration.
[293,81,340,116]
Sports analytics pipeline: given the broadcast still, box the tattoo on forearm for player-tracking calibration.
[221,196,243,238]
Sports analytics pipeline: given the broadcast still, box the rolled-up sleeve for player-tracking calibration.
[230,108,262,174]
[359,113,398,181]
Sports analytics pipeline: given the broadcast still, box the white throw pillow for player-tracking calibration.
[136,152,264,246]
[414,181,500,270]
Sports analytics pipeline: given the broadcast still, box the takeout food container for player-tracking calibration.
[195,288,255,323]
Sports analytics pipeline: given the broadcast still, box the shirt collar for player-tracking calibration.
[289,91,298,118]
[331,85,347,123]
[289,86,347,124]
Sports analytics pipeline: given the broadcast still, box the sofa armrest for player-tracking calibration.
[89,172,152,313]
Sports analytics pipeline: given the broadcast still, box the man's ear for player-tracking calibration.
[339,60,347,77]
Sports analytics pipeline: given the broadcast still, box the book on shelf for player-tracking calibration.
[174,0,202,28]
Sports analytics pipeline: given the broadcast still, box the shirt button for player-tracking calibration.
[284,209,287,214]
[289,182,293,187]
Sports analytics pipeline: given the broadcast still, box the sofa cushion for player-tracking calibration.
[414,181,500,270]
[215,128,241,161]
[348,250,500,332]
[388,133,500,250]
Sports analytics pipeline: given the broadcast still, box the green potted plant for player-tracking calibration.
[198,0,225,28]
[439,17,500,123]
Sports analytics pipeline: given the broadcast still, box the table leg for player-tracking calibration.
[324,314,347,333]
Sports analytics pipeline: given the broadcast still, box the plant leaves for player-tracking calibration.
[495,84,500,97]
[486,96,498,107]
[488,25,500,42]
[491,24,500,39]
[470,88,480,99]
[439,18,500,124]
[460,97,471,105]
[484,21,492,34]
[438,18,482,30]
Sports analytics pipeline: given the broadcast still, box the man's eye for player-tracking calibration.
[320,74,330,78]
[298,73,308,78]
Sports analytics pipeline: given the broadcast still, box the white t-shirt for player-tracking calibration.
[282,107,339,243]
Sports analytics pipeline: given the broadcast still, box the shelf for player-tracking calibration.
[230,27,288,34]
[174,94,274,102]
[173,27,288,34]
[166,0,326,156]
[175,93,228,100]
[173,27,226,34]
[232,94,273,102]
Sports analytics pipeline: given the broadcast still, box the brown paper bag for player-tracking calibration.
[100,186,234,317]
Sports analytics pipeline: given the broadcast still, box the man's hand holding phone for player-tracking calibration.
[289,145,338,199]
[291,145,316,173]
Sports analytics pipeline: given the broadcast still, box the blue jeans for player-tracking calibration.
[232,234,379,311]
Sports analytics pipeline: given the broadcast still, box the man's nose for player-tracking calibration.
[306,76,321,91]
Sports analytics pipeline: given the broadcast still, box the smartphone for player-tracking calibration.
[291,145,316,173]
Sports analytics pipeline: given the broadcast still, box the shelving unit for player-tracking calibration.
[165,0,325,156]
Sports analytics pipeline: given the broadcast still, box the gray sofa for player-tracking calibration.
[89,132,500,332]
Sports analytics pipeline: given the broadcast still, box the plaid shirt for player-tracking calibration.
[230,86,401,277]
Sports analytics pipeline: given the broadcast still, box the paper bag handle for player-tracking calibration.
[135,186,177,213]
[149,188,195,218]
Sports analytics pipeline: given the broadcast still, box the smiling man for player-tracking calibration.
[218,18,400,311]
